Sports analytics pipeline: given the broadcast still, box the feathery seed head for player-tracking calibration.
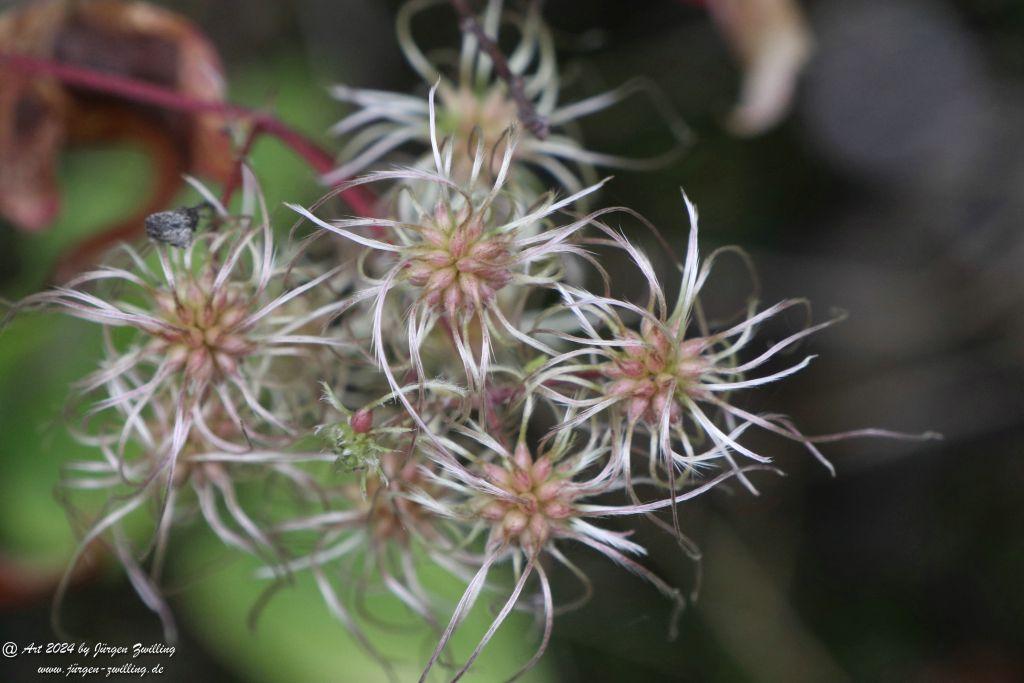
[477,443,576,552]
[438,84,518,177]
[356,453,437,544]
[325,0,690,197]
[152,270,255,386]
[601,322,711,425]
[404,202,515,316]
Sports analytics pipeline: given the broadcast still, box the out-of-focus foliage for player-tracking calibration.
[176,537,554,682]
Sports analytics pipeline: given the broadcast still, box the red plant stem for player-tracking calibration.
[0,51,376,215]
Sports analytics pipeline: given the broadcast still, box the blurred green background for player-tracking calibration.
[2,0,1023,681]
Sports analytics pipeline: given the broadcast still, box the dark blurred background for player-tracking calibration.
[1,0,1022,681]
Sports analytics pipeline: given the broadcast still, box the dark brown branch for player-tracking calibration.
[448,0,550,139]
